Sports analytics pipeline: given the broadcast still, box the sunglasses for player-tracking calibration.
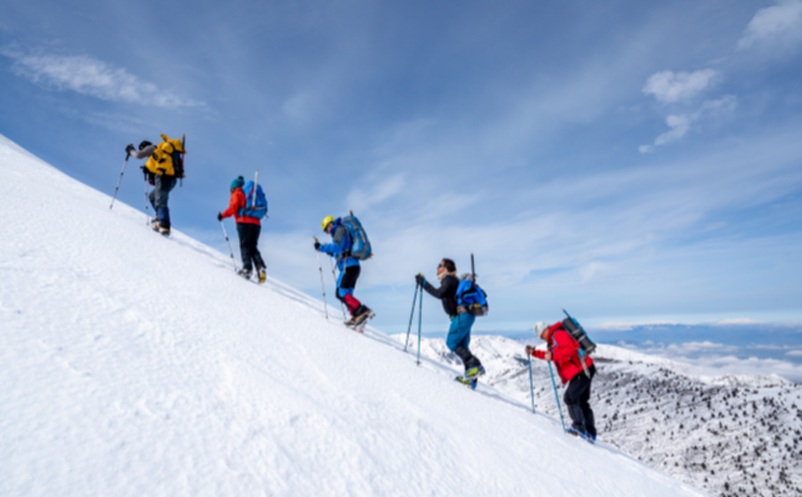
[437,263,445,268]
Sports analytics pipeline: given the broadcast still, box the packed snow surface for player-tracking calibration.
[0,134,705,496]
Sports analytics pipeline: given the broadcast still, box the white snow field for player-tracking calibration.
[0,133,706,497]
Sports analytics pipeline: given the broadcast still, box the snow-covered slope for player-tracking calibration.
[0,134,706,496]
[395,334,802,497]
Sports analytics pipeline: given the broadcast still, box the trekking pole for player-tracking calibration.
[329,257,347,321]
[315,239,328,320]
[416,277,424,365]
[220,220,237,272]
[548,361,566,432]
[143,173,150,225]
[404,282,420,352]
[110,154,129,210]
[528,355,536,414]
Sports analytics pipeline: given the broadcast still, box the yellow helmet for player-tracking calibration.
[321,216,335,231]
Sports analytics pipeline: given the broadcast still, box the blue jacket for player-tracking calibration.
[319,218,360,271]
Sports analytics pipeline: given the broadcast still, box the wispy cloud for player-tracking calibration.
[345,173,406,213]
[642,69,718,103]
[0,49,202,108]
[640,95,736,153]
[738,0,802,49]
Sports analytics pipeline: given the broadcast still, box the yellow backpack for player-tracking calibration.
[145,134,186,177]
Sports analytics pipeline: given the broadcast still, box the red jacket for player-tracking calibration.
[221,188,260,226]
[532,322,593,384]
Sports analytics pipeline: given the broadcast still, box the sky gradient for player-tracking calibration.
[1,0,801,338]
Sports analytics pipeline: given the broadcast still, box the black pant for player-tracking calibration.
[236,223,264,271]
[453,345,482,371]
[564,365,596,436]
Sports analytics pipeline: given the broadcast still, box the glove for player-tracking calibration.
[314,241,321,251]
[415,273,425,286]
[217,212,223,222]
[125,144,135,155]
[525,345,533,356]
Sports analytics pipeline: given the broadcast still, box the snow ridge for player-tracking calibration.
[0,134,706,496]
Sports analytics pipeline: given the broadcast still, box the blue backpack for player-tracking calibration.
[239,181,268,219]
[455,275,488,316]
[340,214,372,260]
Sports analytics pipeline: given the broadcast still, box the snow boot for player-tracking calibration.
[566,428,590,441]
[152,223,170,236]
[455,376,478,390]
[237,268,252,280]
[465,365,486,380]
[352,306,374,328]
[257,267,266,284]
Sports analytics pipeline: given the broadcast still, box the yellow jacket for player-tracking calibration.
[144,134,186,177]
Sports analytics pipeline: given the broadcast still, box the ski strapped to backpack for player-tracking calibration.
[561,309,597,378]
[340,211,372,260]
[455,254,488,316]
[561,309,596,355]
[239,170,268,219]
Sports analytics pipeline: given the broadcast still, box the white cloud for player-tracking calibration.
[0,49,202,108]
[642,69,718,103]
[738,0,802,49]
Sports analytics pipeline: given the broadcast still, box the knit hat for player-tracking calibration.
[230,176,244,189]
[533,321,550,338]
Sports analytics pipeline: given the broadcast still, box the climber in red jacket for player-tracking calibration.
[526,320,597,442]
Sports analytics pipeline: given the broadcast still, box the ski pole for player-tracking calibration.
[329,257,347,321]
[220,220,237,272]
[404,282,420,352]
[110,154,129,210]
[548,361,566,432]
[315,241,328,320]
[416,277,424,366]
[528,355,536,414]
[143,173,150,225]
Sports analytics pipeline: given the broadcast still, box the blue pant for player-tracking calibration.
[447,313,481,371]
[446,313,475,352]
[149,175,177,229]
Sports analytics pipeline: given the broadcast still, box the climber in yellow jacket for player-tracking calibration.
[126,134,186,236]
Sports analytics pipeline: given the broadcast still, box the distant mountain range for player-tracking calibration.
[394,334,802,497]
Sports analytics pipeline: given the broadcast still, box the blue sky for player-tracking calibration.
[2,0,801,340]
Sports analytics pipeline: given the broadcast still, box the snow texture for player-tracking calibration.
[398,334,802,497]
[0,133,706,496]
